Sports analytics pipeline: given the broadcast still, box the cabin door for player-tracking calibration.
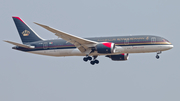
[151,37,156,44]
[43,42,48,49]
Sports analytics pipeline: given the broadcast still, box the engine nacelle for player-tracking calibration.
[106,53,129,61]
[96,42,115,54]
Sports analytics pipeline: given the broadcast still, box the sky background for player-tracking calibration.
[0,0,179,101]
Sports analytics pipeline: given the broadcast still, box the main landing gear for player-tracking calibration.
[83,56,92,62]
[156,51,162,59]
[83,55,99,65]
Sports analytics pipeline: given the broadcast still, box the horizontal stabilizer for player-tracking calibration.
[4,40,35,48]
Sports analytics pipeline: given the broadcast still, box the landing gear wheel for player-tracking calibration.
[156,55,160,59]
[83,56,92,62]
[155,51,161,59]
[88,56,92,61]
[90,61,95,65]
[83,57,88,62]
[94,60,99,64]
[84,55,99,65]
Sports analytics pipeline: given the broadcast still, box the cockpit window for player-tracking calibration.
[162,39,169,42]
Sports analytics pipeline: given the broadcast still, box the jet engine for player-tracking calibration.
[96,42,115,54]
[106,53,129,61]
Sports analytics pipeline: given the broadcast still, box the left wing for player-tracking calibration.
[34,22,98,53]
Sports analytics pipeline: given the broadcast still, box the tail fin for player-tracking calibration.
[12,16,43,44]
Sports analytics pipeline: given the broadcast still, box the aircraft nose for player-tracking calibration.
[161,42,173,51]
[169,44,173,49]
[167,42,173,50]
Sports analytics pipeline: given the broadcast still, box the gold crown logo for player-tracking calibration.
[22,30,30,36]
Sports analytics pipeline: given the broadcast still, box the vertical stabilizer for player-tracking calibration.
[12,16,43,44]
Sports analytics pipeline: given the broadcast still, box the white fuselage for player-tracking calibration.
[28,44,173,57]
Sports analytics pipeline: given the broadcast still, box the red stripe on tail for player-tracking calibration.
[12,16,26,24]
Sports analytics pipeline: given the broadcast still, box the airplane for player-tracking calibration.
[4,16,173,65]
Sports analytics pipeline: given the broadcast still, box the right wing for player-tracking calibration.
[34,22,98,53]
[4,40,35,48]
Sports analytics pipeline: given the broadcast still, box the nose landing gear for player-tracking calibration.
[156,55,160,59]
[156,51,162,59]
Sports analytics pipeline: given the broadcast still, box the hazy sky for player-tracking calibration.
[0,0,179,101]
